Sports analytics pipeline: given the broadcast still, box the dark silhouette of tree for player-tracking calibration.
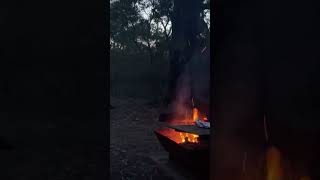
[110,0,210,61]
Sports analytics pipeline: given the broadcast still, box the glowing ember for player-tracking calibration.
[180,132,199,143]
[158,128,199,144]
[157,97,205,144]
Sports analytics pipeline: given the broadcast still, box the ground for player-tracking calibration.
[110,97,174,180]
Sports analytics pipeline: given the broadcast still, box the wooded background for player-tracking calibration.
[110,0,210,101]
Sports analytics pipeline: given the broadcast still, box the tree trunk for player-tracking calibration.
[165,0,201,106]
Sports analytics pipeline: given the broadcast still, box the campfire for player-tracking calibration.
[156,128,199,144]
[166,98,209,126]
[155,98,209,145]
[154,97,210,175]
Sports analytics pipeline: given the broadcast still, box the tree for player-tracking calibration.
[165,0,203,106]
[110,0,143,55]
[110,0,210,63]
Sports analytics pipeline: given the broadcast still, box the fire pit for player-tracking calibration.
[154,107,210,176]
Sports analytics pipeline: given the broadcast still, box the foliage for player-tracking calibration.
[110,0,210,61]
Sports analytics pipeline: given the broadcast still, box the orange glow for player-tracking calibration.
[158,128,199,144]
[266,146,283,180]
[168,97,208,124]
[179,132,199,143]
[167,107,207,125]
[158,98,205,144]
[167,118,195,125]
[265,145,312,180]
[192,108,199,122]
[191,97,199,122]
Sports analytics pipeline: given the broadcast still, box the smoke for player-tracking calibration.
[189,46,210,106]
[171,44,210,117]
[172,67,192,117]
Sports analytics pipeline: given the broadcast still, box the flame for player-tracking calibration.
[192,108,199,122]
[157,97,204,144]
[168,97,208,124]
[191,97,208,122]
[180,132,199,143]
[191,98,198,122]
[168,107,207,125]
[157,128,199,144]
[266,146,283,180]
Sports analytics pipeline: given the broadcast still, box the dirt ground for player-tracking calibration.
[110,97,176,180]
